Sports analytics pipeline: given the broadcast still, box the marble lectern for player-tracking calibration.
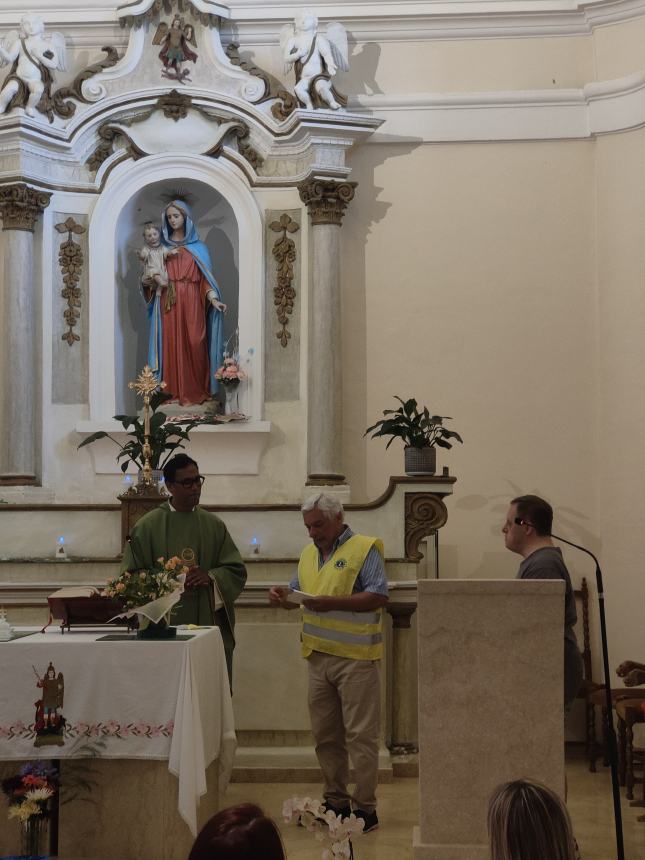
[413,579,565,860]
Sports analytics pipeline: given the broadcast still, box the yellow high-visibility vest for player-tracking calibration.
[298,534,384,660]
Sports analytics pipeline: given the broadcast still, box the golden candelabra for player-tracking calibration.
[128,365,166,488]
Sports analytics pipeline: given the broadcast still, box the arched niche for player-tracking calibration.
[87,153,264,422]
[115,178,239,414]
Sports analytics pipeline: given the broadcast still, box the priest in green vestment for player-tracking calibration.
[120,454,247,683]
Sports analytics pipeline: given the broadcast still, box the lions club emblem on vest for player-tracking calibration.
[334,558,347,569]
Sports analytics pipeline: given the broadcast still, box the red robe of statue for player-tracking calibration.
[162,247,212,405]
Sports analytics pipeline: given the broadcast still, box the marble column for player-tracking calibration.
[298,179,356,485]
[0,183,52,484]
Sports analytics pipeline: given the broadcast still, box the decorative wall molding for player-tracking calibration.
[269,213,299,348]
[117,0,230,28]
[6,0,645,42]
[0,183,51,232]
[55,217,87,347]
[225,42,297,120]
[224,0,645,41]
[404,492,448,561]
[351,68,645,141]
[86,91,264,172]
[298,179,356,226]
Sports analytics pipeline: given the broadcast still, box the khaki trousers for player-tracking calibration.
[307,651,380,813]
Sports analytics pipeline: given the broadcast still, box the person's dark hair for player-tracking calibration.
[163,453,198,484]
[511,494,553,536]
[488,779,577,860]
[187,803,286,860]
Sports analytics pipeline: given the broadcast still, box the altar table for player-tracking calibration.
[0,627,236,844]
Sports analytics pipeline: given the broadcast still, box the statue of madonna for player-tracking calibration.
[143,199,226,406]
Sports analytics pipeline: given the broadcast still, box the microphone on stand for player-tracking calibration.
[515,517,624,860]
[125,534,143,572]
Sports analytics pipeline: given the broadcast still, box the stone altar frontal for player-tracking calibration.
[413,579,565,860]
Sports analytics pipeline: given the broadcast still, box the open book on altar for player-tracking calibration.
[45,587,126,633]
[49,586,100,599]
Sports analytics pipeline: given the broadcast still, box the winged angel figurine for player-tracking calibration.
[152,14,198,84]
[280,10,348,111]
[0,14,66,117]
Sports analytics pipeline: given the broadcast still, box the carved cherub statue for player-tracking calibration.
[0,14,66,117]
[280,10,348,111]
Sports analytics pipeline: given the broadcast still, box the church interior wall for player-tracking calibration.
[5,0,645,762]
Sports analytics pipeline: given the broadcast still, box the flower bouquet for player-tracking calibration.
[2,761,58,857]
[104,556,188,639]
[214,329,248,416]
[283,796,364,859]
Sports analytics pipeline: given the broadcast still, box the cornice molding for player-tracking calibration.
[2,0,645,40]
[350,68,645,141]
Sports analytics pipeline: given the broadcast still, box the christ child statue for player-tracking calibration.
[137,222,178,307]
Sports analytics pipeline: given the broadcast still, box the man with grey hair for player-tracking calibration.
[269,493,388,832]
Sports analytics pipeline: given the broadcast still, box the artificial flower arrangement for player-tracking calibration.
[104,556,188,633]
[2,761,59,824]
[214,328,248,388]
[214,356,247,387]
[283,796,364,859]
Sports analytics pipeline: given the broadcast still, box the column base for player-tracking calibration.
[306,473,346,485]
[0,474,37,486]
[412,827,488,860]
[302,483,351,504]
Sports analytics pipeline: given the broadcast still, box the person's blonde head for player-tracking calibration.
[487,779,577,860]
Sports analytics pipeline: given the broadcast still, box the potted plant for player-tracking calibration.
[364,396,463,475]
[77,390,198,486]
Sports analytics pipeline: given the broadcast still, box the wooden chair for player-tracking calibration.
[615,697,645,800]
[574,578,645,771]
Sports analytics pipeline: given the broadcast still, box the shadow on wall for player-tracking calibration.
[337,40,383,97]
[341,138,422,502]
[454,483,599,579]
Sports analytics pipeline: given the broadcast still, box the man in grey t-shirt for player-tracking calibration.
[502,494,583,709]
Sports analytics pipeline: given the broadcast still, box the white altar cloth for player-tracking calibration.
[0,627,236,835]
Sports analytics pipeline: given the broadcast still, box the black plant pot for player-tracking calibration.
[136,618,177,639]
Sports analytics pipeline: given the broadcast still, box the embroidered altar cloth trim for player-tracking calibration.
[0,627,236,835]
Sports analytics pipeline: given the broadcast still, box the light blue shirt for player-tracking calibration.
[289,526,389,596]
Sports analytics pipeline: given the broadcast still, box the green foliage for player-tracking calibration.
[77,392,199,472]
[364,396,463,451]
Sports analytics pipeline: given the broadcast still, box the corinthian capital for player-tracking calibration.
[298,179,357,226]
[0,183,52,232]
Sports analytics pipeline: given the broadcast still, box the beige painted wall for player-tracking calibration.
[341,137,606,657]
[4,2,645,675]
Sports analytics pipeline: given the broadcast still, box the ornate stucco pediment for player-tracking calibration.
[87,90,263,173]
[117,0,230,28]
[0,2,382,191]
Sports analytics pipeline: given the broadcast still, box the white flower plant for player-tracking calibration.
[283,796,364,859]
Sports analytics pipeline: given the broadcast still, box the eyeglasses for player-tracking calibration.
[173,475,205,488]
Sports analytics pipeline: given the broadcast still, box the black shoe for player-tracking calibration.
[322,802,351,819]
[353,809,379,833]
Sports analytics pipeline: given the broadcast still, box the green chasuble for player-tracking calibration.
[120,503,246,678]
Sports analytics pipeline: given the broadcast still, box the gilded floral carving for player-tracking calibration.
[269,214,300,348]
[55,217,86,347]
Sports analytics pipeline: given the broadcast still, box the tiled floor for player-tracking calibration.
[223,749,645,859]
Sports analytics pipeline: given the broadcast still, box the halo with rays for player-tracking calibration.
[160,188,196,208]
